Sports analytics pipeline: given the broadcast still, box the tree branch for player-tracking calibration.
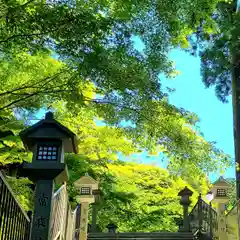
[0,92,41,111]
[83,97,161,129]
[0,86,76,111]
[0,71,66,97]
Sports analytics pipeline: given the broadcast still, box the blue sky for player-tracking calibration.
[123,48,235,182]
[163,49,235,181]
[121,37,235,182]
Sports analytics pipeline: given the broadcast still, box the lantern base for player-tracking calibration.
[76,195,95,203]
[19,162,69,184]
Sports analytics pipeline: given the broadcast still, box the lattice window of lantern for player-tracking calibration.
[37,145,58,161]
[217,189,226,197]
[81,187,91,195]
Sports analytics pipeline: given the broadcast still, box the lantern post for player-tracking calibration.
[19,112,78,240]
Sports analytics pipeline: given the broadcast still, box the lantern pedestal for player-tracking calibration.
[31,179,55,240]
[79,202,92,240]
[20,161,69,240]
[77,196,95,240]
[23,165,69,240]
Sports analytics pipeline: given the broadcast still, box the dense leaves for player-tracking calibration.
[0,0,164,112]
[6,176,34,210]
[197,1,236,102]
[54,107,231,181]
[66,155,210,232]
[0,0,232,178]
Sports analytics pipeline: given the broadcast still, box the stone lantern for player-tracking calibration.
[20,111,78,183]
[209,176,231,240]
[74,175,99,240]
[178,186,193,232]
[19,112,78,240]
[106,223,118,233]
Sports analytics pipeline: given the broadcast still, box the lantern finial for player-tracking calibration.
[45,111,54,120]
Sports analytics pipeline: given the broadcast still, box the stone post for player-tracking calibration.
[91,204,97,232]
[91,189,101,233]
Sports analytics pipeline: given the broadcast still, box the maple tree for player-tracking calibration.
[0,0,233,231]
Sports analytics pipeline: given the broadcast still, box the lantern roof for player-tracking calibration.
[106,223,118,229]
[212,176,231,187]
[74,175,99,190]
[19,112,78,153]
[178,186,193,197]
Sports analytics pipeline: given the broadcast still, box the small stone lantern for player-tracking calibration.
[74,175,99,240]
[19,112,78,240]
[74,175,99,203]
[178,186,193,232]
[106,223,118,233]
[210,176,231,205]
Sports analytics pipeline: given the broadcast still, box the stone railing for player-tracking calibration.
[0,171,31,240]
[189,195,218,239]
[50,183,78,240]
